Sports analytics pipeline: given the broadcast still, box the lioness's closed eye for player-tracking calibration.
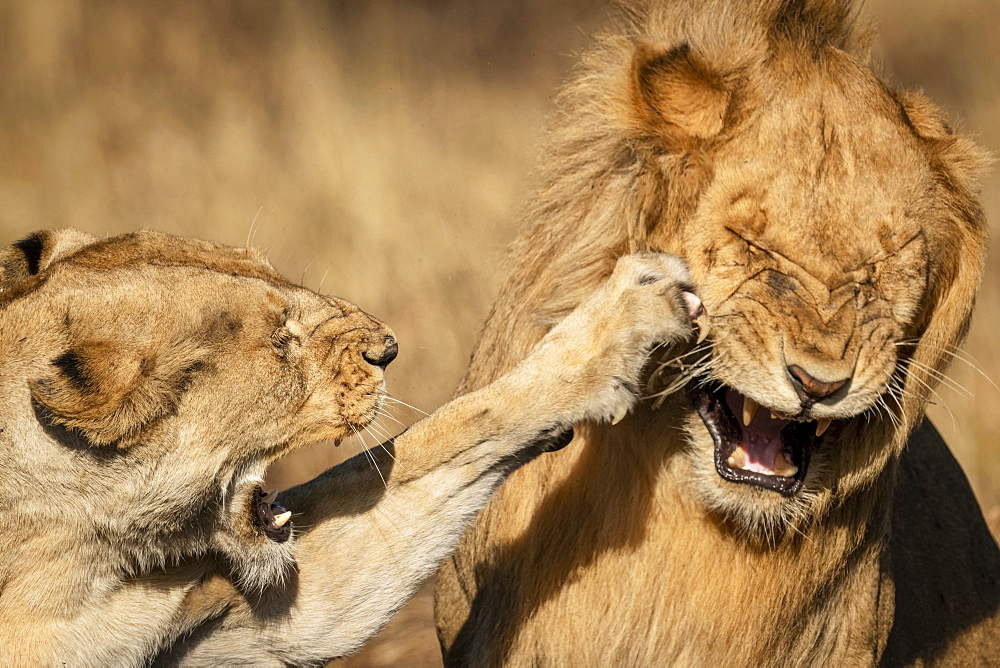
[0,229,697,665]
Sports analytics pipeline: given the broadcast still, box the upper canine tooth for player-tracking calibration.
[273,511,292,528]
[262,488,278,504]
[816,418,831,437]
[742,396,759,426]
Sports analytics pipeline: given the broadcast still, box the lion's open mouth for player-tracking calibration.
[252,487,293,543]
[691,384,824,496]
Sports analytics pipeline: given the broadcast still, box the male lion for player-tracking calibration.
[0,229,701,664]
[435,0,1000,665]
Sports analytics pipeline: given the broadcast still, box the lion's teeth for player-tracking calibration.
[262,489,278,504]
[772,451,799,478]
[727,445,747,469]
[742,396,758,426]
[273,511,292,528]
[816,418,831,437]
[611,405,628,426]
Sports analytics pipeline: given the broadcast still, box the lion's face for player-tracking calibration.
[631,43,986,529]
[2,230,396,586]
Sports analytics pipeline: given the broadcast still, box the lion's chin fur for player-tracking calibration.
[680,409,892,540]
[682,446,823,541]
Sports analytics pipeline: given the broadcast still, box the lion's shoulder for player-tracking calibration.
[885,421,1000,665]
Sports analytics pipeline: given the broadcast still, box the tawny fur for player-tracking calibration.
[0,229,696,665]
[435,1,1000,665]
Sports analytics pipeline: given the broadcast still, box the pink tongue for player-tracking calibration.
[724,389,786,474]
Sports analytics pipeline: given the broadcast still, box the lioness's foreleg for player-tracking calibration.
[158,253,698,665]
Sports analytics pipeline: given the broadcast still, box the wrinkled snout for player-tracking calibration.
[315,296,398,370]
[363,333,398,368]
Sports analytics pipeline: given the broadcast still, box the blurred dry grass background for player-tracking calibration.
[2,2,997,665]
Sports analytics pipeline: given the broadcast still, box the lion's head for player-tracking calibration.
[490,0,988,535]
[0,229,397,591]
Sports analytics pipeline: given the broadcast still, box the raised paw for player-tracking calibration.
[596,252,708,350]
[525,253,708,428]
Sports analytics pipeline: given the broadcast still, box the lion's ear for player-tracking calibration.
[897,90,992,194]
[31,338,206,447]
[630,41,730,142]
[0,229,96,296]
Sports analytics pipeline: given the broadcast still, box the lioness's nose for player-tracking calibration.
[363,334,398,368]
[787,365,848,401]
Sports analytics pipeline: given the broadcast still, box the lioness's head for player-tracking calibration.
[529,1,988,533]
[1,229,396,587]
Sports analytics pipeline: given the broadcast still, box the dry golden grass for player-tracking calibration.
[2,2,996,664]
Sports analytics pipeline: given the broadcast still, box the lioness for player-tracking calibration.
[0,229,700,664]
[435,0,1000,665]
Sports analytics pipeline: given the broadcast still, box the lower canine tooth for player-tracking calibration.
[742,396,759,426]
[772,451,799,478]
[727,445,747,469]
[816,418,831,437]
[273,511,292,528]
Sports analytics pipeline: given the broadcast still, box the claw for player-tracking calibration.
[611,405,628,425]
[682,291,710,344]
[694,310,711,344]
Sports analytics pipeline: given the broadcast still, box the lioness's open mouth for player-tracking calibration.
[252,487,293,543]
[691,384,827,496]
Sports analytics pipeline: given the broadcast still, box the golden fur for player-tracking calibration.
[0,229,698,664]
[435,1,1000,665]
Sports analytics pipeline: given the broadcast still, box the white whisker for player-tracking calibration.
[377,410,409,430]
[895,340,999,392]
[246,205,264,249]
[317,265,332,295]
[350,423,387,490]
[379,395,430,417]
[905,358,972,397]
[363,425,398,464]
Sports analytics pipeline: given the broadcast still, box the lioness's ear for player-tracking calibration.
[630,41,730,142]
[0,229,96,296]
[31,338,206,447]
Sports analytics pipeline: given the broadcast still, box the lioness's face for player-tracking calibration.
[648,54,964,526]
[7,231,395,568]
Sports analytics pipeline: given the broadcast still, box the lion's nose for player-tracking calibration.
[787,364,849,402]
[363,335,398,369]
